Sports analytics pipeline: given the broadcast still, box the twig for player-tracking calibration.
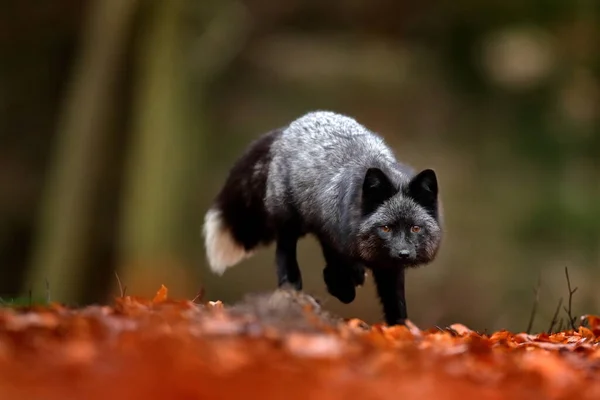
[526,275,542,334]
[557,318,564,333]
[114,271,125,298]
[563,267,578,330]
[45,278,51,304]
[547,297,563,334]
[191,286,206,304]
[444,327,460,337]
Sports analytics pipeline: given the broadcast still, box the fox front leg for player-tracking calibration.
[275,227,302,290]
[372,267,407,326]
[321,243,365,304]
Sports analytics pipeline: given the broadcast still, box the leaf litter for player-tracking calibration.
[0,286,598,400]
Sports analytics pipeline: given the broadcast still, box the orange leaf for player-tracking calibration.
[384,325,415,341]
[582,315,600,331]
[489,330,511,343]
[578,326,595,340]
[152,284,168,303]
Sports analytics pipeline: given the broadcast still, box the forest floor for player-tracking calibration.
[0,285,599,400]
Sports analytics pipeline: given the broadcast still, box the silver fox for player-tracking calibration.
[203,111,443,325]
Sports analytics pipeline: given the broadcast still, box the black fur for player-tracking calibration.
[362,168,398,215]
[275,223,303,290]
[406,169,439,220]
[372,267,407,324]
[215,128,282,251]
[321,240,366,304]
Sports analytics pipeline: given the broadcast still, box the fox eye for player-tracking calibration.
[410,225,421,233]
[380,225,391,233]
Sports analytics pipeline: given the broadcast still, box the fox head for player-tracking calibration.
[357,167,442,268]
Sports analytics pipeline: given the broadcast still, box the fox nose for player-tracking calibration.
[398,250,411,259]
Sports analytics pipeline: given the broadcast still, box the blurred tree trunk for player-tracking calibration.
[26,0,140,303]
[116,0,197,296]
[116,0,250,297]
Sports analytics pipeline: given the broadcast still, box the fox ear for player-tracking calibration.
[408,169,438,215]
[362,168,396,215]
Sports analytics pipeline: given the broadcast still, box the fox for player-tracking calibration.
[202,111,443,326]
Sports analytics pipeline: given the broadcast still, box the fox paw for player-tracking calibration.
[323,265,357,304]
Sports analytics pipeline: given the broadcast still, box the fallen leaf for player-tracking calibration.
[152,284,168,304]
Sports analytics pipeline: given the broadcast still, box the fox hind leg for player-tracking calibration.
[275,227,302,290]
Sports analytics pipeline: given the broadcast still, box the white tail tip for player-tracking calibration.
[202,208,252,274]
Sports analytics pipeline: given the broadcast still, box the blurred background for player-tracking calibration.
[0,0,598,332]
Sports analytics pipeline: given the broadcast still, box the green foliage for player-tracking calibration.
[0,295,48,308]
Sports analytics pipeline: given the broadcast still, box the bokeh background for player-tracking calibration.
[0,0,598,332]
